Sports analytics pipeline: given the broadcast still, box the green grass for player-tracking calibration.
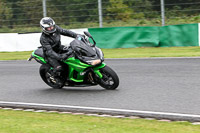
[0,51,32,60]
[0,109,200,133]
[103,47,200,58]
[1,47,200,60]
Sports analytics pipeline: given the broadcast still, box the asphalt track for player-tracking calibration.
[1,58,200,121]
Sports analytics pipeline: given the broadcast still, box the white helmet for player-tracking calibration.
[40,17,56,34]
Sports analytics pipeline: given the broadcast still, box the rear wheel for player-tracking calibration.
[39,64,65,89]
[98,66,119,90]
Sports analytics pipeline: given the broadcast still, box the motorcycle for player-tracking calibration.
[28,31,119,90]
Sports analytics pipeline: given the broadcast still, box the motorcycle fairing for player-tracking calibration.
[64,57,105,82]
[31,51,106,83]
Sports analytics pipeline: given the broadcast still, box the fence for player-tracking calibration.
[0,0,200,33]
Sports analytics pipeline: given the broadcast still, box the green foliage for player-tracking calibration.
[46,0,98,25]
[0,0,200,32]
[105,0,133,21]
[166,6,182,18]
[9,0,42,28]
[0,0,13,28]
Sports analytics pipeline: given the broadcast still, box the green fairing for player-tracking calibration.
[64,57,105,82]
[93,64,106,79]
[32,53,106,82]
[32,50,47,63]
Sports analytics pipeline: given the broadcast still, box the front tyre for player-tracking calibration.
[98,66,119,90]
[39,64,65,89]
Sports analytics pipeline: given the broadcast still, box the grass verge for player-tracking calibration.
[0,109,200,133]
[103,46,200,58]
[1,47,200,60]
[0,51,32,60]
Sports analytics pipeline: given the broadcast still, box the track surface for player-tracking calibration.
[0,58,200,116]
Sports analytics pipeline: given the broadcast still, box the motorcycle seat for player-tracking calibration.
[34,48,44,58]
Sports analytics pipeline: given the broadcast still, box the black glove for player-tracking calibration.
[66,50,73,56]
[59,50,73,61]
[59,54,69,61]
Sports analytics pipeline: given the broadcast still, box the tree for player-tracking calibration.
[124,0,156,19]
[0,0,13,28]
[15,0,43,26]
[105,0,133,22]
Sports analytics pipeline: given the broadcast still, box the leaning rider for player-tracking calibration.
[40,17,78,75]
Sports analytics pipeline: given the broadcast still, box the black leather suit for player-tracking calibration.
[40,25,78,73]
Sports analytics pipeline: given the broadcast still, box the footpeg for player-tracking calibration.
[27,56,33,61]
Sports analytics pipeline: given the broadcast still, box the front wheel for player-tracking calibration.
[97,66,119,90]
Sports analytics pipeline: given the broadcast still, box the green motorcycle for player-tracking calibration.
[28,31,119,90]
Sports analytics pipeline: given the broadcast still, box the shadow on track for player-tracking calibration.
[39,86,118,94]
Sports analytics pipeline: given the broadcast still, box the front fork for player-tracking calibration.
[92,63,106,82]
[93,69,103,79]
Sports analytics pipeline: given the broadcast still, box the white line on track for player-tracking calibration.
[0,101,200,118]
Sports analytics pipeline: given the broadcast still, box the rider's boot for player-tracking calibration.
[50,66,64,86]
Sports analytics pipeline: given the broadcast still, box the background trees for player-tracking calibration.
[0,0,13,28]
[0,0,200,32]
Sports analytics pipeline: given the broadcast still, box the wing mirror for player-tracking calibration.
[84,31,92,38]
[84,31,96,47]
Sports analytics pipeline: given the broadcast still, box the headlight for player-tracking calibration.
[86,59,101,65]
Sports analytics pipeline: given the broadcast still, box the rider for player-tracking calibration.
[40,17,78,75]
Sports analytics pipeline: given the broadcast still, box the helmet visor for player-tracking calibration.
[45,25,55,31]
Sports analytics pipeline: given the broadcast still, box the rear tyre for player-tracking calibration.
[39,64,65,89]
[98,66,119,90]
